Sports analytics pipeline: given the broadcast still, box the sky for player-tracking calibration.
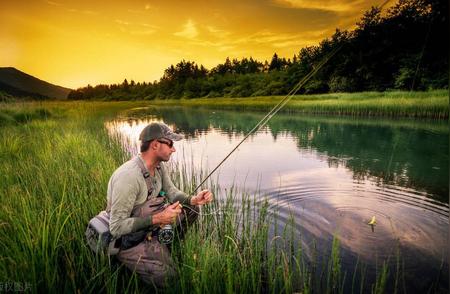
[1,0,391,89]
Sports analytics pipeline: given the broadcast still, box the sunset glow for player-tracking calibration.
[1,0,389,88]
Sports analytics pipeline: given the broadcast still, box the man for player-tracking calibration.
[106,122,213,287]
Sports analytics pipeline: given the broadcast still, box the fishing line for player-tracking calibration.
[181,46,341,216]
[411,17,433,91]
[184,0,394,216]
[191,45,341,195]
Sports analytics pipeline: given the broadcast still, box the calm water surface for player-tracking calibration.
[106,106,448,292]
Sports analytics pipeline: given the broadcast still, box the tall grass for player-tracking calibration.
[0,102,128,292]
[146,90,448,119]
[0,101,407,293]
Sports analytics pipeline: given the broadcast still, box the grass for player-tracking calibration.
[145,90,449,119]
[0,107,52,125]
[0,101,128,292]
[0,101,438,293]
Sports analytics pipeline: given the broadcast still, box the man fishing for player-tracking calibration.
[106,122,213,287]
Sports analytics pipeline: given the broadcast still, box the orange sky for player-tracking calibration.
[1,0,391,89]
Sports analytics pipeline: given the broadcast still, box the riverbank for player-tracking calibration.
[2,90,448,120]
[145,90,449,119]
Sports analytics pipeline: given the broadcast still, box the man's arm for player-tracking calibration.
[108,174,152,238]
[160,164,192,204]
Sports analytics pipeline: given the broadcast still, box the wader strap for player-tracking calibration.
[136,156,153,199]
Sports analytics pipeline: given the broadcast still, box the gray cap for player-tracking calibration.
[139,122,183,142]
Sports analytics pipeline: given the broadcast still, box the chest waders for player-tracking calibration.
[85,157,169,255]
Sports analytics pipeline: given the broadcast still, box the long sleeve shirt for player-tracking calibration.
[106,156,190,238]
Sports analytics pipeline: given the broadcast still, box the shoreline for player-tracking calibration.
[1,89,448,120]
[144,90,449,119]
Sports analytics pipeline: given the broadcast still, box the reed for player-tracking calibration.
[146,90,448,119]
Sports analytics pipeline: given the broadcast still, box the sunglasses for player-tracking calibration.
[157,139,174,148]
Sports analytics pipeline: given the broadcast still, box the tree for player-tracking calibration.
[269,53,282,71]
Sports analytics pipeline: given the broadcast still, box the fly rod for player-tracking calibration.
[182,0,395,217]
[190,44,342,194]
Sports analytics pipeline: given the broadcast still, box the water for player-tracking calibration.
[106,106,448,292]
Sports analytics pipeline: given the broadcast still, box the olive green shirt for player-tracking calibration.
[106,156,190,238]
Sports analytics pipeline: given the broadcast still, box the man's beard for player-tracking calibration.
[158,154,171,162]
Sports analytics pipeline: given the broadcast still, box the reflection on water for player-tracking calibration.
[106,106,448,292]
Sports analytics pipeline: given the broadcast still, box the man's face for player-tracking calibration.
[155,138,175,161]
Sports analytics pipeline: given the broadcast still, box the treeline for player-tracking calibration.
[68,0,448,100]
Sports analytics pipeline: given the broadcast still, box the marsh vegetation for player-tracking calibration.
[0,101,447,293]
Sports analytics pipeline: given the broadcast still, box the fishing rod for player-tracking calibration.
[181,0,396,215]
[191,0,394,195]
[179,47,340,216]
[190,45,341,195]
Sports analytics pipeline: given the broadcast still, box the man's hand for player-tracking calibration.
[190,189,213,206]
[152,201,182,226]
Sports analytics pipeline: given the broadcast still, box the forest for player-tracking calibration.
[68,0,448,100]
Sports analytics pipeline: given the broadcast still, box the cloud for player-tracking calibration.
[174,19,199,39]
[114,21,158,35]
[65,7,98,15]
[272,39,308,48]
[218,45,235,52]
[46,1,62,6]
[141,23,158,29]
[82,10,98,15]
[231,29,326,49]
[115,19,130,26]
[271,0,365,13]
[206,26,231,37]
[130,29,156,35]
[170,26,326,59]
[127,3,157,14]
[127,9,143,14]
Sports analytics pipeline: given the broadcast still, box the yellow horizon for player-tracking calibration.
[0,1,391,89]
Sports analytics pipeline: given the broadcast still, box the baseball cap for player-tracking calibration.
[139,122,183,142]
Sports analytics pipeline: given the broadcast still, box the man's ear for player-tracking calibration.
[150,140,158,150]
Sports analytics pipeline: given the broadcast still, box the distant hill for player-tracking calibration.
[0,67,72,99]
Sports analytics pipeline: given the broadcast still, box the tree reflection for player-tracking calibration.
[124,106,448,201]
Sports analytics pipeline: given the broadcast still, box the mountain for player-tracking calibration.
[0,67,72,99]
